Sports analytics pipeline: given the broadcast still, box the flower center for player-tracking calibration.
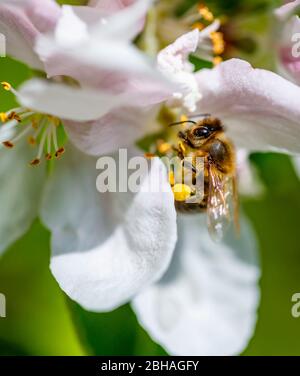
[0,82,65,166]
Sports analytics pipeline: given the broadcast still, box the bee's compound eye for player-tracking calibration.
[192,126,210,139]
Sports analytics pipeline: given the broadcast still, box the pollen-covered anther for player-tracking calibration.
[2,141,14,148]
[172,184,192,202]
[158,142,172,154]
[7,111,21,123]
[198,4,214,22]
[213,56,223,66]
[192,22,205,30]
[27,136,36,146]
[29,158,41,167]
[55,147,65,159]
[144,152,156,159]
[31,119,38,130]
[1,82,11,91]
[211,31,225,55]
[45,153,53,161]
[0,112,8,122]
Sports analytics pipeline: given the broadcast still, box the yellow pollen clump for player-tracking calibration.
[1,82,11,91]
[213,56,223,66]
[172,184,192,202]
[211,31,225,55]
[198,4,214,22]
[158,142,171,154]
[192,22,205,30]
[0,112,7,122]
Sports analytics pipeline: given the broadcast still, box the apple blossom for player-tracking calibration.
[1,0,300,357]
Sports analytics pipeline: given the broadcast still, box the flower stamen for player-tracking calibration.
[1,82,66,166]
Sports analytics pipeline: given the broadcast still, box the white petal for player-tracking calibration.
[17,79,127,121]
[237,149,265,198]
[0,3,42,69]
[275,0,300,21]
[196,59,300,154]
[158,29,202,112]
[132,215,260,356]
[292,156,300,178]
[40,146,177,311]
[55,6,89,48]
[64,106,158,156]
[90,0,151,41]
[36,34,165,84]
[0,142,46,254]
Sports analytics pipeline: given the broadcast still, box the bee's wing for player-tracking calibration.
[207,164,238,241]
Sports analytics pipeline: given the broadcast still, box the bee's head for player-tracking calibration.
[177,117,223,148]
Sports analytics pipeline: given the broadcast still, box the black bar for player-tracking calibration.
[0,356,299,374]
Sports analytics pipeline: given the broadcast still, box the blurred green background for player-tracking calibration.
[0,0,300,356]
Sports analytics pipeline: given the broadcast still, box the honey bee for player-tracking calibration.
[170,115,239,240]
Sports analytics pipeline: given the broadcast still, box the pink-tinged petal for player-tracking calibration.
[17,79,129,122]
[132,215,260,356]
[277,16,300,85]
[0,141,46,254]
[89,0,150,41]
[0,3,42,69]
[36,33,167,89]
[195,59,300,154]
[25,0,61,33]
[158,29,202,112]
[0,0,59,68]
[88,0,136,15]
[65,106,158,156]
[41,146,177,311]
[279,45,300,84]
[275,0,300,21]
[158,29,199,74]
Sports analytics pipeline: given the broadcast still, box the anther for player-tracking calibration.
[158,142,172,154]
[144,152,156,159]
[27,136,36,146]
[29,158,41,167]
[192,22,205,30]
[0,112,8,122]
[198,4,214,22]
[7,111,21,122]
[55,147,65,159]
[45,153,53,161]
[213,56,223,66]
[1,82,11,91]
[2,141,14,148]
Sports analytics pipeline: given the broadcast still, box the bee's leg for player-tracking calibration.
[172,141,186,160]
[182,159,197,173]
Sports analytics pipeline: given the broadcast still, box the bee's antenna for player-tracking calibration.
[169,120,197,127]
[189,113,211,119]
